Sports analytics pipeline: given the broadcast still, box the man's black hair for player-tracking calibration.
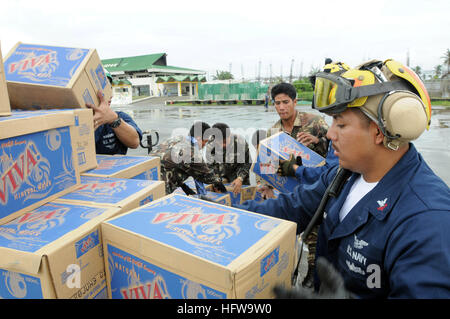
[271,82,297,100]
[189,121,211,139]
[251,129,267,148]
[211,122,230,141]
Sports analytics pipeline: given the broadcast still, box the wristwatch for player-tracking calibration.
[109,116,122,129]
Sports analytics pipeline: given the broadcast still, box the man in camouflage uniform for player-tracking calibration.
[268,82,330,289]
[150,121,227,195]
[205,122,252,195]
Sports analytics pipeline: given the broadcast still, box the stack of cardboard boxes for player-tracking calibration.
[0,42,165,299]
[0,42,297,299]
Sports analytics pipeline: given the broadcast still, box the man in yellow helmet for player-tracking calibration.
[236,59,450,298]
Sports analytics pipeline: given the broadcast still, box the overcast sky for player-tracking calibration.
[1,0,449,80]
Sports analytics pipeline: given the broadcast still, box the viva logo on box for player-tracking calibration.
[0,127,77,219]
[5,44,90,87]
[107,195,281,266]
[107,245,226,299]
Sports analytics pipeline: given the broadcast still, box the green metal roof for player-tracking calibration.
[150,65,204,73]
[102,53,166,72]
[102,53,204,74]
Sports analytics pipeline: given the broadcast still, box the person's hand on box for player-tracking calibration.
[231,177,243,195]
[258,185,275,199]
[86,90,117,130]
[296,131,319,147]
[278,154,302,177]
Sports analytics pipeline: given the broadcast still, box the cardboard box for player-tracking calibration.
[12,108,97,172]
[101,194,296,299]
[4,42,112,110]
[0,201,122,299]
[54,176,165,213]
[173,187,231,206]
[206,183,256,206]
[0,42,11,116]
[82,154,160,181]
[0,111,80,224]
[70,108,97,172]
[251,132,326,193]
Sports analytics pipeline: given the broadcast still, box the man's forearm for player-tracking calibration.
[112,120,140,149]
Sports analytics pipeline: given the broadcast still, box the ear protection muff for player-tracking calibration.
[361,90,428,150]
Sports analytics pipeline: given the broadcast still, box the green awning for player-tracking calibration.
[102,53,167,72]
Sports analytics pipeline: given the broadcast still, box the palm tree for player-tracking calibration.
[412,65,422,79]
[212,70,234,80]
[434,64,442,79]
[442,49,450,76]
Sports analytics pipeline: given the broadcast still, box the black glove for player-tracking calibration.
[278,154,302,177]
[199,195,215,203]
[180,183,196,196]
[212,182,227,193]
[273,257,354,299]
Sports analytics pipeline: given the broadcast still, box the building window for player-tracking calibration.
[133,85,150,97]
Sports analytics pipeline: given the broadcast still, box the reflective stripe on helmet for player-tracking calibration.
[385,59,431,129]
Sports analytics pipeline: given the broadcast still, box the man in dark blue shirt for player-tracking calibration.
[86,74,142,155]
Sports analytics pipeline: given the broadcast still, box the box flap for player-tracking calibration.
[0,202,119,268]
[0,110,75,139]
[54,176,165,208]
[0,247,43,274]
[83,155,159,179]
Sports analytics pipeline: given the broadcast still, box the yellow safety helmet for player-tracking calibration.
[312,59,431,150]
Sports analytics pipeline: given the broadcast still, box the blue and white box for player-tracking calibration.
[55,176,165,213]
[173,187,231,206]
[101,194,296,299]
[251,132,326,193]
[0,110,80,224]
[0,201,122,299]
[82,154,160,181]
[205,183,256,206]
[4,42,112,110]
[12,108,98,172]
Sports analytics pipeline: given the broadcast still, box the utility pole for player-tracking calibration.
[406,49,410,67]
[241,64,244,82]
[269,63,272,84]
[299,61,304,79]
[258,60,262,82]
[289,58,294,83]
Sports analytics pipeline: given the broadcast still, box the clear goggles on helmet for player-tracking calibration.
[311,71,409,114]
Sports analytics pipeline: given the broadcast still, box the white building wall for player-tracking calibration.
[128,77,157,96]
